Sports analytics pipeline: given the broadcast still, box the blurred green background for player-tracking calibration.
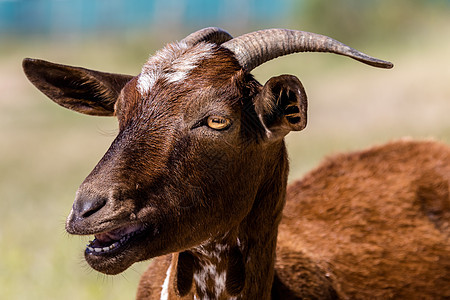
[1,0,449,299]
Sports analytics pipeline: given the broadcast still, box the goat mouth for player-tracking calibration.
[86,223,147,255]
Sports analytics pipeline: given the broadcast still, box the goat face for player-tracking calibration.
[23,42,308,274]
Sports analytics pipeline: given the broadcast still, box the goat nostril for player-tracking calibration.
[78,197,107,219]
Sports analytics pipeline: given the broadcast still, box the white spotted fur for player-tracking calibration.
[191,240,242,299]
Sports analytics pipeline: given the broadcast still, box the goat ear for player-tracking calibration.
[22,58,133,116]
[255,75,307,140]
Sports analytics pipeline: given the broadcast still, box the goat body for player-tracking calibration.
[278,139,450,298]
[22,28,449,299]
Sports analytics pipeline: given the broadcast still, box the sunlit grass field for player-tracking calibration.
[1,25,449,299]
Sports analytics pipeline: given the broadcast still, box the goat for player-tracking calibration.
[23,27,450,299]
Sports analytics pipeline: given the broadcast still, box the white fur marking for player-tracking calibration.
[193,262,216,294]
[258,112,273,138]
[195,243,230,262]
[214,271,227,297]
[137,42,215,96]
[167,70,187,83]
[137,73,155,96]
[160,263,172,300]
[192,242,235,299]
[193,265,228,299]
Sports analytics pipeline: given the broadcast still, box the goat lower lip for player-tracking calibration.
[85,225,147,255]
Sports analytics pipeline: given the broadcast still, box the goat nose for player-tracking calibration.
[73,195,107,219]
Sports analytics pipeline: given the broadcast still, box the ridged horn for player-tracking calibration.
[222,29,393,71]
[181,27,233,46]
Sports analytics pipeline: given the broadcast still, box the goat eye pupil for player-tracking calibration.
[207,116,230,130]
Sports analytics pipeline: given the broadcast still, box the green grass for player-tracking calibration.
[1,25,449,299]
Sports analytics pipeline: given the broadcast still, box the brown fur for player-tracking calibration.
[22,35,450,299]
[137,139,450,299]
[277,139,450,298]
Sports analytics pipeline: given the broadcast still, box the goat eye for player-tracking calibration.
[206,116,231,130]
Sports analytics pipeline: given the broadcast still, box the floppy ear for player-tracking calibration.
[22,58,134,116]
[255,74,307,140]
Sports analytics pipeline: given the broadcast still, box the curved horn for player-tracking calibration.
[222,29,393,71]
[181,27,233,46]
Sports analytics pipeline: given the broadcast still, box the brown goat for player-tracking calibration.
[23,28,450,299]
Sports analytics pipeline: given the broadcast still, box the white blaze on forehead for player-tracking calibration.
[137,41,215,96]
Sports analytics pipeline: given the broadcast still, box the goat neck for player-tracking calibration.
[152,142,289,299]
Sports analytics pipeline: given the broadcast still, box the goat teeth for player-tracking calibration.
[86,226,147,254]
